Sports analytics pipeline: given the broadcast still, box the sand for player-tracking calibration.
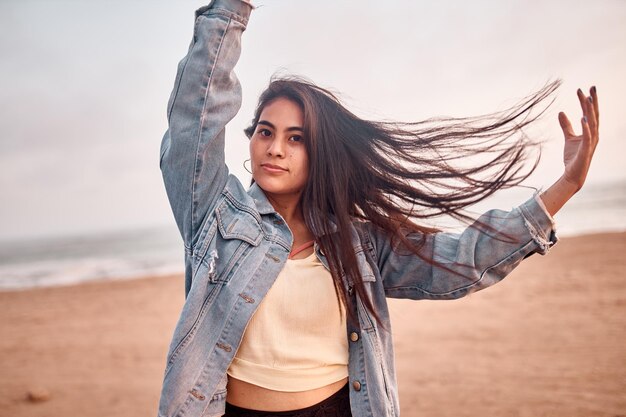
[0,232,624,417]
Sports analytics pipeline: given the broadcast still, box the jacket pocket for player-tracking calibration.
[216,197,262,246]
[196,196,263,284]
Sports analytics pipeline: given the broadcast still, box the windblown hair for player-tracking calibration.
[244,75,561,328]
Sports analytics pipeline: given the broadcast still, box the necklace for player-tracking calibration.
[288,240,315,259]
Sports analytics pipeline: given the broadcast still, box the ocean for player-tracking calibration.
[0,226,183,291]
[0,179,624,291]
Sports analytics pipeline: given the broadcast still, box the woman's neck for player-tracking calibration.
[265,192,304,225]
[264,191,315,244]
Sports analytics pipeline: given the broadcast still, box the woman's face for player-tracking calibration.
[249,97,309,198]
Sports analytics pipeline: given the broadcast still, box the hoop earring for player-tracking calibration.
[243,159,252,174]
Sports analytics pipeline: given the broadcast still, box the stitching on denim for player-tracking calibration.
[358,223,378,263]
[222,188,263,225]
[363,317,395,415]
[208,7,250,25]
[191,16,230,254]
[166,47,192,122]
[522,217,551,253]
[383,240,533,299]
[216,208,262,246]
[262,234,291,252]
[192,213,219,265]
[519,204,552,253]
[164,281,222,377]
[219,240,250,281]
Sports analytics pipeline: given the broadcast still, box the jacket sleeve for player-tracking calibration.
[159,0,253,249]
[367,194,558,300]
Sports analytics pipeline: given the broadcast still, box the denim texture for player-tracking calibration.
[158,1,558,416]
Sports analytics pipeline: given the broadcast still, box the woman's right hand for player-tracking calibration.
[539,86,600,216]
[559,86,600,192]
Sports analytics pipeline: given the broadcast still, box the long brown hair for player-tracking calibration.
[245,75,561,327]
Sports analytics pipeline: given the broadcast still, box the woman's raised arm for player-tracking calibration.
[368,86,600,301]
[366,194,557,301]
[159,0,253,248]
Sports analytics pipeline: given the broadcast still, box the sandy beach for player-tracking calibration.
[0,232,624,417]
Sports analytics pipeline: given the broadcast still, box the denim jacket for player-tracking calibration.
[157,1,557,416]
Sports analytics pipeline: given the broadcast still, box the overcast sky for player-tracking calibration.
[0,0,624,242]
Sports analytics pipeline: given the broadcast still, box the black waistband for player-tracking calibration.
[224,382,351,417]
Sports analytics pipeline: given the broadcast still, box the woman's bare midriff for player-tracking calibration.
[226,376,349,411]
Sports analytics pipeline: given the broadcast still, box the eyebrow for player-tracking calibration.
[257,120,303,132]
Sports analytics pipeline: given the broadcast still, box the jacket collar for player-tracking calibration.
[247,182,275,215]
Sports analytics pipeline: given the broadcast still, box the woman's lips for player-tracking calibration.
[261,163,288,173]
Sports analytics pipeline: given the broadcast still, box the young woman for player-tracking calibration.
[157,1,599,416]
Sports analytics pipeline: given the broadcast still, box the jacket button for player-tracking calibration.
[216,342,232,352]
[352,380,361,391]
[189,389,205,400]
[350,332,359,342]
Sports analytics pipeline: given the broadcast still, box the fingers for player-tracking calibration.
[577,87,599,133]
[576,88,590,125]
[558,111,575,138]
[580,115,592,150]
[586,95,597,133]
[590,86,599,128]
[576,88,586,111]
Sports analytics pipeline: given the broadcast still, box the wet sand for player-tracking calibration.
[0,232,624,416]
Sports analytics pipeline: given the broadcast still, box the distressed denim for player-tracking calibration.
[157,1,558,416]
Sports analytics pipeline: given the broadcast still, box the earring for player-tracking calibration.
[243,159,252,174]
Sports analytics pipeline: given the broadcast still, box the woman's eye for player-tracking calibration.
[289,135,303,142]
[257,129,271,137]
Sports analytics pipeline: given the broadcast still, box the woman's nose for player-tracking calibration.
[267,138,285,157]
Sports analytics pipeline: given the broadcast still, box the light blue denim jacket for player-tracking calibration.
[157,1,557,416]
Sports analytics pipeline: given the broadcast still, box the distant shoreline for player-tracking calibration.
[0,230,624,293]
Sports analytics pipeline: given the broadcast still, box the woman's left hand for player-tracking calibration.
[558,86,600,191]
[539,86,600,217]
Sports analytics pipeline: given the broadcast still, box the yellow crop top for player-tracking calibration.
[226,251,349,392]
